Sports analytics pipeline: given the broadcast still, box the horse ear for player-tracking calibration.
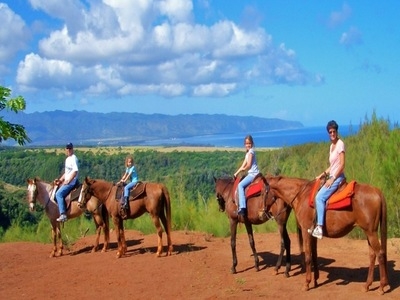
[213,176,217,182]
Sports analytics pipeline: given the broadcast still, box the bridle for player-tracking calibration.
[78,184,92,208]
[27,180,51,210]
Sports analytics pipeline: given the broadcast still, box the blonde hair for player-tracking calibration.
[125,155,134,167]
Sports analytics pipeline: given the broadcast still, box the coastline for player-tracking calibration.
[31,145,279,154]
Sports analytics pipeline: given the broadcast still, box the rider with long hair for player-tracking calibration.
[234,135,260,217]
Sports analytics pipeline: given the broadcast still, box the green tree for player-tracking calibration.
[0,86,31,145]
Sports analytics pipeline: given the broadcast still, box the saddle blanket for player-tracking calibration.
[309,179,356,210]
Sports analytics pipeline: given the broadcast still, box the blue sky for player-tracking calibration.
[1,0,399,127]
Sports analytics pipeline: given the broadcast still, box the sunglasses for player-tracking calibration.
[328,130,337,134]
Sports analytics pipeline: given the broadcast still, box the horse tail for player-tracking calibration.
[162,185,172,235]
[380,191,388,255]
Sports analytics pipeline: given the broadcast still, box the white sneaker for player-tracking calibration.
[311,226,323,239]
[56,214,67,222]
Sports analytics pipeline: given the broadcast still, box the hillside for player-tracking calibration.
[1,110,303,146]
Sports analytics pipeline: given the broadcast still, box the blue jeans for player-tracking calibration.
[237,174,257,210]
[315,174,345,226]
[55,183,75,215]
[124,180,138,197]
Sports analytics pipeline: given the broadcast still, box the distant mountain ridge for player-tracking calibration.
[2,110,303,146]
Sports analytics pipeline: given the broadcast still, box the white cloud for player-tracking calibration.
[0,3,30,62]
[15,0,311,99]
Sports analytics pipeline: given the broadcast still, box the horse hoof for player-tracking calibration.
[302,284,310,292]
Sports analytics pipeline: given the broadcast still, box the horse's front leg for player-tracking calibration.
[244,221,259,272]
[311,236,319,287]
[56,225,63,257]
[102,222,110,253]
[276,223,291,277]
[113,217,124,258]
[93,214,110,253]
[91,221,101,253]
[302,232,313,291]
[50,227,57,258]
[229,219,238,274]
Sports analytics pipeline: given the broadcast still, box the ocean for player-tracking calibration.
[141,124,360,148]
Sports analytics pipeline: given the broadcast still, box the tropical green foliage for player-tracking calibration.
[0,86,31,145]
[0,114,399,244]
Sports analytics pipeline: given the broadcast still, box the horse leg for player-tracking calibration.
[229,219,239,274]
[91,218,101,253]
[311,236,319,288]
[281,224,291,277]
[102,220,110,253]
[160,212,173,256]
[113,217,124,258]
[244,221,260,272]
[365,233,389,294]
[302,231,313,291]
[150,215,164,257]
[56,225,63,257]
[50,226,57,258]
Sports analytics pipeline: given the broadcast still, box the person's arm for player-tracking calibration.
[234,152,253,177]
[119,172,128,183]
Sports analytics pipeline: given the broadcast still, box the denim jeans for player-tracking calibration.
[124,180,138,197]
[237,174,257,210]
[315,174,345,226]
[55,183,75,215]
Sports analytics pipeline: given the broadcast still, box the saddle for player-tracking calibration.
[115,182,145,202]
[52,182,82,210]
[233,173,269,204]
[309,178,356,210]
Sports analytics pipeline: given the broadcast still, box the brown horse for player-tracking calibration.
[214,176,301,276]
[26,177,110,257]
[266,175,389,294]
[79,177,173,258]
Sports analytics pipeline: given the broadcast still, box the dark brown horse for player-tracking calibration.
[214,176,301,276]
[266,175,389,294]
[26,178,110,257]
[79,177,173,258]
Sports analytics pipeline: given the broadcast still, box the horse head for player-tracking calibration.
[26,178,40,212]
[78,176,94,209]
[214,176,235,212]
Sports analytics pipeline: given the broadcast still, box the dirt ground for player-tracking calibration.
[0,230,399,300]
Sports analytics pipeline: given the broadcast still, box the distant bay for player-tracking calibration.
[140,124,360,148]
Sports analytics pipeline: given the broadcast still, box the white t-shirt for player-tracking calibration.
[246,148,260,176]
[64,154,79,185]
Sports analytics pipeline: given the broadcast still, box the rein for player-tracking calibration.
[288,179,313,207]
